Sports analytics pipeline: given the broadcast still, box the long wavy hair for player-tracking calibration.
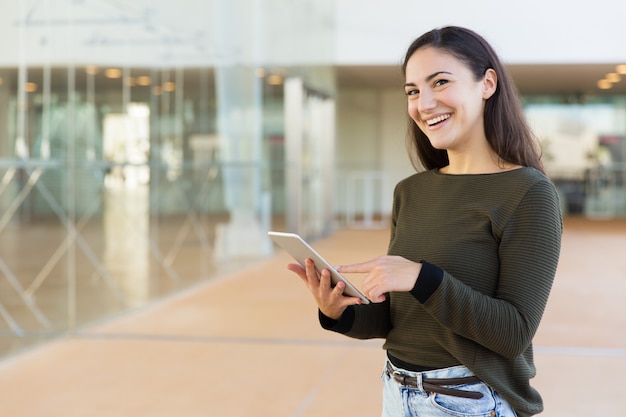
[401,26,544,174]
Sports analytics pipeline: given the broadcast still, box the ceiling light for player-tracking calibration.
[85,66,98,75]
[25,82,38,93]
[597,79,612,90]
[104,68,122,79]
[256,68,267,78]
[163,81,175,92]
[606,72,621,83]
[267,74,283,85]
[616,64,626,75]
[136,76,151,86]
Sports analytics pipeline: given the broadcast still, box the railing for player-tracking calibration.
[341,170,390,229]
[585,163,626,219]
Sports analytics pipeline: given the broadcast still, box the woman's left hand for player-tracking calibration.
[336,256,422,303]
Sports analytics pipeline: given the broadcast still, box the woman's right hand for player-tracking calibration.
[287,258,363,320]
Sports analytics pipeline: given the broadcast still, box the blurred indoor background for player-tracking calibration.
[0,0,625,359]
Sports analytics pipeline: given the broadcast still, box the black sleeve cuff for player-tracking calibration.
[319,305,355,334]
[410,260,444,304]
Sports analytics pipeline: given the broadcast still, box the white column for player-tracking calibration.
[212,0,272,260]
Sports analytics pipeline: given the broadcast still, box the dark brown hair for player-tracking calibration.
[401,26,544,173]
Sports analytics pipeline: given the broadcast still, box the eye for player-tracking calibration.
[404,88,419,97]
[433,79,448,88]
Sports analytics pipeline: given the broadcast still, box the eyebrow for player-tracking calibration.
[404,71,453,88]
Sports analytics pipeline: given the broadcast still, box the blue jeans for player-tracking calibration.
[381,360,518,417]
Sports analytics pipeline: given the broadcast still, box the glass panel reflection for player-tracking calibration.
[0,0,336,359]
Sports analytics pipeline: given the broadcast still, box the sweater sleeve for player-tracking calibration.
[416,179,562,359]
[319,301,392,339]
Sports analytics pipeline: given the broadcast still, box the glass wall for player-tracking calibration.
[0,0,334,358]
[524,95,626,218]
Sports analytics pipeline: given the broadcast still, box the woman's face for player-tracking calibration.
[404,47,496,153]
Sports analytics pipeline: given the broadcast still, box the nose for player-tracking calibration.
[417,89,436,112]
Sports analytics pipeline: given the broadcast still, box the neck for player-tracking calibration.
[442,149,519,175]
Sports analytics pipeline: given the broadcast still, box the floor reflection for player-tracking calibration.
[0,182,269,359]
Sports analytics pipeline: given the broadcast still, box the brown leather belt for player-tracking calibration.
[386,362,484,399]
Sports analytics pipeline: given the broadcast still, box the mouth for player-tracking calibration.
[425,113,451,127]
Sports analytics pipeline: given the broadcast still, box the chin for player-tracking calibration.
[426,139,451,150]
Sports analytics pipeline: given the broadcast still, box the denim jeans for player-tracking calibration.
[381,360,518,417]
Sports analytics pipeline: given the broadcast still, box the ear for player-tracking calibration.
[482,68,497,99]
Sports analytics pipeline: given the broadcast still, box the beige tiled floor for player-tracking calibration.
[0,217,624,416]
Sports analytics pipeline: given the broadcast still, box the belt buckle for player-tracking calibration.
[386,362,419,388]
[393,371,418,388]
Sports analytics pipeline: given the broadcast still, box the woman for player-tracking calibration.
[287,26,562,417]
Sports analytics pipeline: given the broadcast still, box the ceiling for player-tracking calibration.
[335,63,626,97]
[4,62,626,100]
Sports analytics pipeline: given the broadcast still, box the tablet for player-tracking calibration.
[268,231,370,304]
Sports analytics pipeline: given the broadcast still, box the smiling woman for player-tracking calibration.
[285,26,562,417]
[401,27,544,175]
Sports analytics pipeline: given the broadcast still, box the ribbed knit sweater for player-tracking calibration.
[321,167,562,417]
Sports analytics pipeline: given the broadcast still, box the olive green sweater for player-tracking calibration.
[321,167,562,417]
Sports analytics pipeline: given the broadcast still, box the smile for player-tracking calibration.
[426,114,451,126]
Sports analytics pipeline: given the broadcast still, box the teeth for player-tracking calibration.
[426,114,450,126]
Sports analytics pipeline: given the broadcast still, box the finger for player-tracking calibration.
[304,259,322,287]
[362,280,387,304]
[305,258,317,274]
[368,290,387,303]
[286,263,311,287]
[329,281,366,309]
[286,263,305,276]
[319,268,333,292]
[331,279,346,297]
